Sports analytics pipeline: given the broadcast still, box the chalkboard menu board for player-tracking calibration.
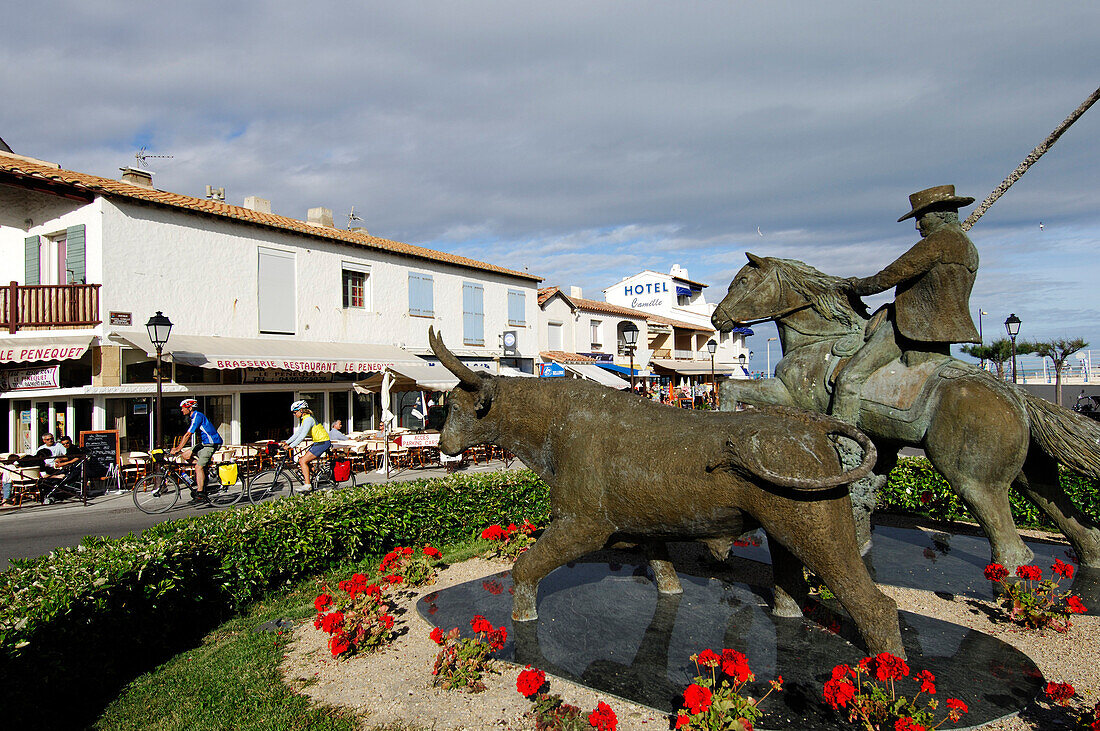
[79,430,120,480]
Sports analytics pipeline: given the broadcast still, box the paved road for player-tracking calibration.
[0,460,519,571]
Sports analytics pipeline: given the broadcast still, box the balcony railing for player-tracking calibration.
[2,281,101,333]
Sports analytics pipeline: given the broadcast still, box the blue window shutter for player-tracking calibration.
[463,282,484,346]
[65,225,86,283]
[24,236,40,285]
[409,272,434,316]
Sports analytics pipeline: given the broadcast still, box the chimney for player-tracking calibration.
[243,196,271,213]
[670,264,688,280]
[119,167,154,188]
[569,286,583,299]
[307,207,334,227]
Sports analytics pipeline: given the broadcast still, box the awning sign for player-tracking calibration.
[539,363,565,377]
[1,365,61,391]
[243,368,334,383]
[213,359,397,373]
[0,345,87,363]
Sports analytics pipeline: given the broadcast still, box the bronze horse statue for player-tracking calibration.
[712,253,1100,572]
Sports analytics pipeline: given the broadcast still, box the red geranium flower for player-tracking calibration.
[1047,681,1075,705]
[1066,595,1088,614]
[674,714,691,729]
[430,627,444,645]
[516,666,546,698]
[319,611,345,634]
[720,649,752,683]
[831,664,852,680]
[471,615,493,634]
[378,614,395,630]
[314,593,333,612]
[945,698,968,713]
[1052,558,1075,579]
[364,584,382,601]
[1015,565,1043,581]
[384,574,403,584]
[916,668,936,694]
[488,626,508,651]
[588,701,617,731]
[399,546,413,556]
[328,632,350,657]
[894,717,925,731]
[984,563,1008,582]
[683,684,712,714]
[481,525,506,541]
[423,545,441,558]
[695,649,720,667]
[823,677,856,709]
[869,652,909,682]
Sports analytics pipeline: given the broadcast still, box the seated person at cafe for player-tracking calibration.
[327,419,349,442]
[40,433,67,470]
[41,436,86,501]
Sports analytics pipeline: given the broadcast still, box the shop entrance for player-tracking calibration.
[240,391,294,442]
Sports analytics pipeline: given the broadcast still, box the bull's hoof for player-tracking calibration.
[512,583,538,621]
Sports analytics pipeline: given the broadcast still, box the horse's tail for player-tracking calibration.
[1024,393,1100,477]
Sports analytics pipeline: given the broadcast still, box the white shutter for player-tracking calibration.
[258,247,296,334]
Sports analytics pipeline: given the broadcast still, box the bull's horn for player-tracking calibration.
[428,327,483,389]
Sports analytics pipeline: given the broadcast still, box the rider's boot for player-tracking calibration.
[830,382,862,426]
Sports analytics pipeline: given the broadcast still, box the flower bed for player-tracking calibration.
[0,470,549,728]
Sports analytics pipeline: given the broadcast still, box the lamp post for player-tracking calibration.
[738,352,747,376]
[1005,313,1021,384]
[707,339,718,408]
[978,309,988,370]
[145,311,173,450]
[766,337,778,378]
[622,322,639,393]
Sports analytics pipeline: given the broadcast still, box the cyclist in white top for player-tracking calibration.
[281,400,331,487]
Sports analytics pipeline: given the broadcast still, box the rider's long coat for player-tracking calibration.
[854,225,980,344]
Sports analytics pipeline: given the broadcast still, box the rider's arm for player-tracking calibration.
[285,416,314,448]
[849,239,942,297]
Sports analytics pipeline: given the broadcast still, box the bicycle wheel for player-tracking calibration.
[133,472,181,514]
[208,465,245,507]
[310,463,337,492]
[247,469,294,504]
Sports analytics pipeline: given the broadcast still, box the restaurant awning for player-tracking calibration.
[0,335,94,364]
[597,363,652,378]
[354,363,536,393]
[649,358,735,376]
[562,363,631,390]
[115,331,418,373]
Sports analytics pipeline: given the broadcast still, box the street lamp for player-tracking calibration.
[1004,313,1021,384]
[707,339,718,408]
[978,309,989,370]
[146,311,173,450]
[766,337,778,378]
[622,322,639,393]
[738,352,747,375]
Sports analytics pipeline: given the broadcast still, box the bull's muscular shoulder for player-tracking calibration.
[923,226,979,272]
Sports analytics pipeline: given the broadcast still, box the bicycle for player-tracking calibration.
[132,449,245,514]
[246,446,341,504]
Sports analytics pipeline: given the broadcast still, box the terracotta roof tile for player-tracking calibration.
[0,152,541,283]
[647,313,714,332]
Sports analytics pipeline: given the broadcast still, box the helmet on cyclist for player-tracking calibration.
[180,398,198,409]
[290,399,309,412]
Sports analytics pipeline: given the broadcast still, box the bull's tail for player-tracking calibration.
[717,404,877,491]
[1024,393,1100,477]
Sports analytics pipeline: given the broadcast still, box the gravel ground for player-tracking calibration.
[281,526,1098,731]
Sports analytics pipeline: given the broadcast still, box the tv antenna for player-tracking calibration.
[205,185,225,201]
[134,146,173,169]
[347,206,363,229]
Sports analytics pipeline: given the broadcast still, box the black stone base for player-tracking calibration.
[418,558,1042,730]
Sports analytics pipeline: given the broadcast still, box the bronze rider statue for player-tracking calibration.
[832,185,981,424]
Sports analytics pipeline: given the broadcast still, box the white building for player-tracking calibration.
[0,150,541,452]
[602,264,751,378]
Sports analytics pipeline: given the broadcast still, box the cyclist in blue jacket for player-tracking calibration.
[172,398,223,504]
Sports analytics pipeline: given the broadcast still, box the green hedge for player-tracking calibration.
[0,470,549,729]
[879,456,1100,527]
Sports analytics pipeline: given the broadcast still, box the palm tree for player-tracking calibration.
[1028,338,1089,405]
[960,339,1017,380]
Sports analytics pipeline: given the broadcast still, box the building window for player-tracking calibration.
[24,225,85,285]
[342,265,370,309]
[590,319,602,350]
[258,246,296,334]
[463,282,484,346]
[408,272,434,317]
[677,293,690,306]
[548,322,562,351]
[507,289,526,326]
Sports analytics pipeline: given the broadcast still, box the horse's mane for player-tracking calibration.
[769,257,868,328]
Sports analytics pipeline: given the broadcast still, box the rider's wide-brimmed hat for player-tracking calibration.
[897,185,975,222]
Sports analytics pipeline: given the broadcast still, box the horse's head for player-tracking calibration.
[712,253,793,331]
[712,253,867,335]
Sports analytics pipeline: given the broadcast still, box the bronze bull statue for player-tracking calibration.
[428,328,905,657]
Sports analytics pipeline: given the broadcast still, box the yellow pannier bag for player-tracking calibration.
[218,463,239,486]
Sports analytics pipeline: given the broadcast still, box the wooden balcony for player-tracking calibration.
[1,281,101,333]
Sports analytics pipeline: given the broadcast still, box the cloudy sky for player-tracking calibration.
[4,1,1098,367]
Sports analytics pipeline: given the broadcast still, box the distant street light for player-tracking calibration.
[622,322,639,392]
[978,309,989,370]
[766,337,778,379]
[707,339,718,408]
[145,311,173,450]
[1005,313,1022,384]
